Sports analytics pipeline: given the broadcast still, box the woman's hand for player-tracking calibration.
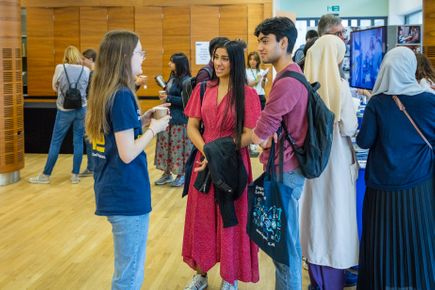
[194,157,208,172]
[141,103,171,127]
[158,90,168,102]
[149,115,171,135]
[135,75,148,89]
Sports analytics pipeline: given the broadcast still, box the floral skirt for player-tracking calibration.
[154,124,192,176]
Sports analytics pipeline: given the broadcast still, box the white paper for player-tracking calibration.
[195,41,210,65]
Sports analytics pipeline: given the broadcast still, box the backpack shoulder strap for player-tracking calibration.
[275,70,310,151]
[277,70,311,91]
[63,64,72,87]
[74,66,84,89]
[199,81,207,103]
[200,66,213,79]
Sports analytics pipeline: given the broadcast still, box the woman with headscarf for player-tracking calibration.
[356,47,434,290]
[300,35,359,290]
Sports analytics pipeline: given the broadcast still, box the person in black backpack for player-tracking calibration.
[300,35,359,290]
[28,46,90,184]
[251,17,309,290]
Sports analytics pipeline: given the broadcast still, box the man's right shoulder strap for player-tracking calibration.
[200,66,213,79]
[276,71,311,91]
[199,81,207,103]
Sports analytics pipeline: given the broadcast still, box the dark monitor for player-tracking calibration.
[350,26,386,90]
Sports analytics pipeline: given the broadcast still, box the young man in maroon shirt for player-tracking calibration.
[251,17,309,290]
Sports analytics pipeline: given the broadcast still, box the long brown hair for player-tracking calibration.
[415,53,435,84]
[86,30,139,142]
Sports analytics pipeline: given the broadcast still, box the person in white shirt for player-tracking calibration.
[246,51,267,109]
[246,51,267,157]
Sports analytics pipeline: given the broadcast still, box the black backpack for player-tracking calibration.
[63,64,84,109]
[277,71,335,179]
[181,66,213,108]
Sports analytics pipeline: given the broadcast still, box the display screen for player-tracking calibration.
[350,27,386,90]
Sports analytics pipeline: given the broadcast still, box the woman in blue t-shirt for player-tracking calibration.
[85,30,170,290]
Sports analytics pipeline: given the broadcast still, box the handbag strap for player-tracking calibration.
[392,95,432,150]
[265,130,285,183]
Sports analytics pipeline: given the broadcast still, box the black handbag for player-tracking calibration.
[247,136,291,266]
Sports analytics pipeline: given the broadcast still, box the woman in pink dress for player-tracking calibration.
[182,40,261,290]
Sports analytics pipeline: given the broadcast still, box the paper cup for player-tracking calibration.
[152,106,169,119]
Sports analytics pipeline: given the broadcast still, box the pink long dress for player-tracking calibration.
[182,81,261,284]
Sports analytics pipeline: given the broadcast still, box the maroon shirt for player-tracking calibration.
[195,61,214,83]
[254,63,308,172]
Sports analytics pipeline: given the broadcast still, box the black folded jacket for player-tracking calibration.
[204,137,248,228]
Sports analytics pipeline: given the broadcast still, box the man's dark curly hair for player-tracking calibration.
[254,17,298,54]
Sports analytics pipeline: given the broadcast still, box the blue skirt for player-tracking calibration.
[357,178,434,290]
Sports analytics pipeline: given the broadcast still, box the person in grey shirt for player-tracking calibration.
[29,45,90,184]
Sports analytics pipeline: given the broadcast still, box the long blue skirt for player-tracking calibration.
[357,178,434,290]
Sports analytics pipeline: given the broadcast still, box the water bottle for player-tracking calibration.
[155,75,166,89]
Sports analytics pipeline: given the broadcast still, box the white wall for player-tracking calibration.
[388,0,422,25]
[277,0,388,18]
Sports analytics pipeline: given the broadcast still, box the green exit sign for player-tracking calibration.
[327,5,340,12]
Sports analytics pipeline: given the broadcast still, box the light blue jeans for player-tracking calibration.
[107,214,150,290]
[273,169,305,290]
[43,108,85,175]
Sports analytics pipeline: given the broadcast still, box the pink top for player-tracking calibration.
[182,81,261,283]
[254,63,309,172]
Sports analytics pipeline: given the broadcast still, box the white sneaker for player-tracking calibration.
[28,174,50,184]
[70,174,80,184]
[184,274,208,290]
[221,280,238,290]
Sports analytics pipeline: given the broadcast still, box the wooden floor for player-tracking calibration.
[0,141,315,290]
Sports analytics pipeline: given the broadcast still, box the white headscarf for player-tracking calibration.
[371,47,424,96]
[304,35,346,121]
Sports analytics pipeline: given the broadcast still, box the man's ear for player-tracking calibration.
[280,37,288,51]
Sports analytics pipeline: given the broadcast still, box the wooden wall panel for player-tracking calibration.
[219,5,248,42]
[263,2,273,19]
[25,3,272,98]
[423,0,435,66]
[135,7,163,96]
[54,7,80,65]
[27,8,55,96]
[190,6,219,75]
[80,7,108,52]
[247,4,263,53]
[25,0,272,7]
[162,7,190,79]
[163,7,190,36]
[108,7,134,31]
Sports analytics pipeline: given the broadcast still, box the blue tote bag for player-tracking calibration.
[247,137,291,266]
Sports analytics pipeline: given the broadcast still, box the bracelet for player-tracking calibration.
[148,127,156,137]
